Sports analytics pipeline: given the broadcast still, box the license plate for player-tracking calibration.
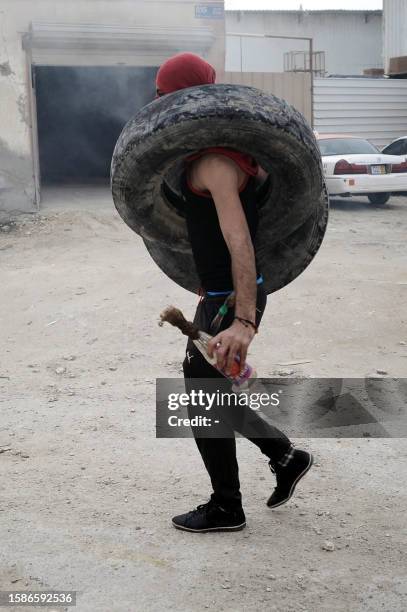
[370,165,386,175]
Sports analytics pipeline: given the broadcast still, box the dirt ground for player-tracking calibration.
[1,186,406,612]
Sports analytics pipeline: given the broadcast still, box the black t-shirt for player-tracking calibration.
[180,170,261,292]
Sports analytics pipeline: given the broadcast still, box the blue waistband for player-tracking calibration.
[206,275,263,297]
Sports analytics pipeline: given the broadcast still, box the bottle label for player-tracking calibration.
[226,362,253,387]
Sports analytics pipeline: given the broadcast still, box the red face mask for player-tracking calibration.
[156,52,216,96]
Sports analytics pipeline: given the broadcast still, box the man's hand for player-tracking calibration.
[207,319,256,375]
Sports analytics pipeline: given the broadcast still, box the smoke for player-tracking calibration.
[35,65,157,183]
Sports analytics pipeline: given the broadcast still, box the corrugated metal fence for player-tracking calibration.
[223,71,312,124]
[383,0,407,73]
[314,78,407,148]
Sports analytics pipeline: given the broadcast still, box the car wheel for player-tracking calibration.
[111,83,329,295]
[368,193,390,206]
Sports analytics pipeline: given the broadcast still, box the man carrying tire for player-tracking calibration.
[156,53,313,533]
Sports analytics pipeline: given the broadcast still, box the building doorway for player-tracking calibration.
[34,65,156,185]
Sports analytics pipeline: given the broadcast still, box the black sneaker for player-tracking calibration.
[172,499,246,533]
[267,449,313,509]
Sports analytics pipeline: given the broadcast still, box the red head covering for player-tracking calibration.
[156,53,258,187]
[156,52,216,95]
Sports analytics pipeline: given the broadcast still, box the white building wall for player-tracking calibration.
[226,10,382,75]
[314,78,407,149]
[383,0,407,73]
[0,0,225,217]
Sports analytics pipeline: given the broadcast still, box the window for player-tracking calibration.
[382,139,407,156]
[318,138,379,157]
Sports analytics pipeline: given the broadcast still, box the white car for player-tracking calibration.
[382,136,407,157]
[317,134,407,205]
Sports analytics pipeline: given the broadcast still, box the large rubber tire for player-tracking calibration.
[368,193,390,206]
[111,84,329,294]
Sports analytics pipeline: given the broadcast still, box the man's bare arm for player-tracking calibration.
[192,154,257,372]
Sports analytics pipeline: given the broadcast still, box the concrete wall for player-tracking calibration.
[0,0,225,217]
[226,10,382,76]
[223,71,312,124]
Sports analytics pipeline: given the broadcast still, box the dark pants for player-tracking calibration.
[182,285,293,509]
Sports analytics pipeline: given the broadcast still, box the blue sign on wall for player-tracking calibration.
[195,4,224,19]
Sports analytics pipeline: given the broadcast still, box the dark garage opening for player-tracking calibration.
[35,65,157,184]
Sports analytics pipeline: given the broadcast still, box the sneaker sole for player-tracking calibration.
[172,521,246,533]
[267,452,314,509]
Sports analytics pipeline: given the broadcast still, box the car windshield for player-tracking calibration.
[318,138,379,156]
